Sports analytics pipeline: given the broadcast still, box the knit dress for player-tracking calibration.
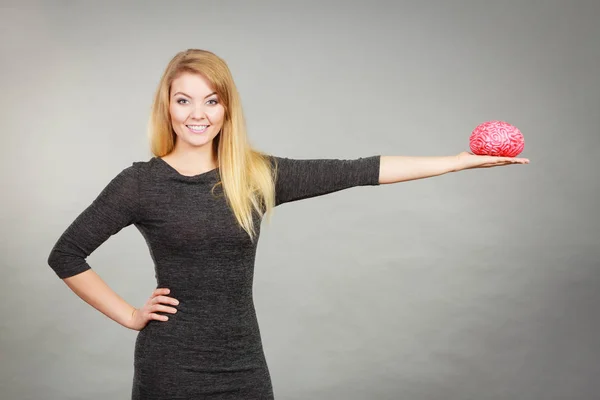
[47,154,381,399]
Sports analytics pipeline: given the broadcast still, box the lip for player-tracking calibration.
[186,125,210,134]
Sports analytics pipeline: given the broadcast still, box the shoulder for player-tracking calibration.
[110,161,143,182]
[105,158,155,189]
[261,154,288,170]
[250,152,285,174]
[131,158,153,174]
[127,157,163,179]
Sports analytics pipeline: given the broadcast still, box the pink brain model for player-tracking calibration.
[469,120,525,157]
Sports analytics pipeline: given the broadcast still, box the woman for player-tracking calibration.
[47,49,529,399]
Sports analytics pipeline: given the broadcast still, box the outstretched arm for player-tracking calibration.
[268,152,529,205]
[379,152,530,184]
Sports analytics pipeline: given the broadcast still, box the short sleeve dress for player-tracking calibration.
[47,155,381,399]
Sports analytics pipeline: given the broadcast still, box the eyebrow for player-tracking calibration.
[172,91,217,99]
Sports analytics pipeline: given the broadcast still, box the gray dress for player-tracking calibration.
[47,155,381,399]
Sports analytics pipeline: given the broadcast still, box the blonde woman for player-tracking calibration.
[47,49,529,399]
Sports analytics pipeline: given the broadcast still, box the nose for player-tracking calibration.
[189,102,206,121]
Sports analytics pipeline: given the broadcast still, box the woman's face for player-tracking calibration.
[169,72,225,150]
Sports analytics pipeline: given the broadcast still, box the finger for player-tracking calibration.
[481,162,508,168]
[490,156,528,164]
[150,313,169,321]
[151,296,179,305]
[505,157,528,163]
[152,304,178,314]
[152,288,170,297]
[152,296,179,306]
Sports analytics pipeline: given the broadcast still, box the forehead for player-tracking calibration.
[170,72,215,96]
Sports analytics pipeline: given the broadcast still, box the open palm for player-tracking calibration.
[457,151,530,170]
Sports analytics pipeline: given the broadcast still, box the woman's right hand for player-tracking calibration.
[127,288,179,331]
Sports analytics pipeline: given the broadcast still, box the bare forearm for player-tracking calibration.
[379,155,461,184]
[62,269,136,330]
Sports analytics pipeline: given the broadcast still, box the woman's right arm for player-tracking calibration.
[47,164,177,331]
[48,165,140,325]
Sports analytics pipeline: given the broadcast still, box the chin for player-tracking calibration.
[186,139,212,148]
[185,136,216,147]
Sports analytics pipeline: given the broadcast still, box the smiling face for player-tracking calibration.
[169,72,225,151]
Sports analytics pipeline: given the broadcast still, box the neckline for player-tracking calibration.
[153,157,219,182]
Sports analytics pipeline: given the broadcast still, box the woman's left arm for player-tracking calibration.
[379,152,530,184]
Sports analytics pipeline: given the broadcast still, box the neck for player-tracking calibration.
[164,143,218,173]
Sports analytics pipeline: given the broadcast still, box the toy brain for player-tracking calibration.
[469,120,525,157]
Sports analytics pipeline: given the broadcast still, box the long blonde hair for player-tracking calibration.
[148,49,276,242]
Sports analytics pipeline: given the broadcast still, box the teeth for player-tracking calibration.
[188,125,208,130]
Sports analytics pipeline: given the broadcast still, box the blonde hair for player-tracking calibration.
[148,49,276,242]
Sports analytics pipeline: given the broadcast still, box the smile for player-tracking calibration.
[187,125,209,133]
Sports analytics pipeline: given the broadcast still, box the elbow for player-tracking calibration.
[47,247,60,271]
[47,248,90,280]
[47,248,65,278]
[47,245,67,272]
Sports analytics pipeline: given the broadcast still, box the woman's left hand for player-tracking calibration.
[456,151,530,171]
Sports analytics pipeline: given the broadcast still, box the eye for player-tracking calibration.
[207,98,218,105]
[176,98,189,104]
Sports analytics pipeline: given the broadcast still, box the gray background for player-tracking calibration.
[1,0,599,399]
